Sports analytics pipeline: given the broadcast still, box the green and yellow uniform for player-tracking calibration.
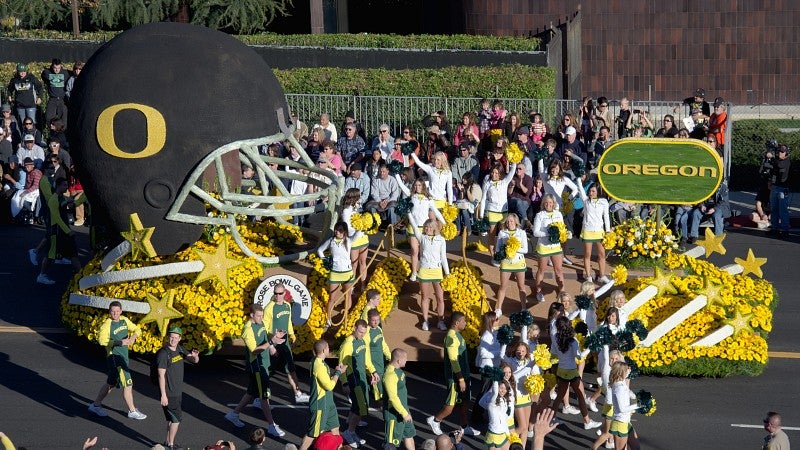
[264,301,296,373]
[307,356,341,437]
[367,326,391,399]
[443,328,471,406]
[97,316,140,388]
[242,320,274,399]
[339,334,376,416]
[383,365,416,446]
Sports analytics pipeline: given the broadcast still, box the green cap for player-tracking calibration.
[16,63,27,72]
[168,326,182,335]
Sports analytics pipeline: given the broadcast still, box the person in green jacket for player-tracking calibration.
[298,339,347,450]
[340,319,380,448]
[366,308,391,401]
[383,348,416,450]
[263,282,310,404]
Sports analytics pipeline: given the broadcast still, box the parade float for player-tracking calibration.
[61,24,775,378]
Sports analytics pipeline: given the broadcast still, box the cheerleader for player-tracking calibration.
[495,213,529,314]
[479,380,515,450]
[557,292,580,320]
[610,290,629,329]
[409,216,450,331]
[544,302,566,403]
[501,328,539,445]
[396,175,446,282]
[532,194,566,302]
[591,348,624,450]
[551,316,601,430]
[479,162,517,259]
[411,151,454,209]
[577,281,599,334]
[589,308,622,443]
[608,361,641,450]
[317,222,359,328]
[537,158,579,214]
[476,311,502,369]
[340,188,370,292]
[577,179,611,284]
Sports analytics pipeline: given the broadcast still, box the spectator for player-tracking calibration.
[245,427,267,450]
[341,110,367,143]
[708,97,727,147]
[10,157,41,221]
[689,182,729,239]
[688,107,709,140]
[615,97,631,139]
[435,433,464,450]
[155,327,200,450]
[451,142,478,189]
[314,113,338,142]
[1,103,21,148]
[344,163,370,208]
[305,128,324,163]
[7,63,43,126]
[363,148,385,182]
[19,118,45,149]
[336,123,366,172]
[364,163,400,225]
[704,134,722,157]
[44,153,66,187]
[423,111,452,141]
[673,204,693,244]
[0,127,12,165]
[751,185,771,229]
[453,112,479,148]
[477,98,492,138]
[683,87,711,117]
[49,118,69,149]
[18,133,46,169]
[291,111,309,143]
[655,114,679,138]
[514,127,534,169]
[388,138,406,166]
[763,412,790,450]
[630,111,655,138]
[204,440,236,450]
[371,123,394,160]
[399,126,421,168]
[767,144,791,236]
[41,58,70,125]
[508,163,534,230]
[488,100,507,131]
[503,112,523,141]
[557,127,586,163]
[422,125,450,164]
[64,60,84,106]
[591,126,614,164]
[579,96,596,148]
[46,137,72,169]
[318,140,343,176]
[529,111,548,145]
[455,172,481,235]
[2,156,24,200]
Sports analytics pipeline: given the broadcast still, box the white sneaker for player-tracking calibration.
[537,292,545,303]
[562,405,580,415]
[342,430,361,447]
[251,397,262,409]
[549,389,557,401]
[598,275,612,284]
[563,256,574,265]
[584,420,602,430]
[225,411,245,428]
[437,320,447,331]
[605,440,615,448]
[28,249,37,265]
[586,397,598,412]
[295,391,310,403]
[410,272,417,282]
[36,273,56,285]
[494,308,502,317]
[586,275,594,283]
[127,409,147,420]
[461,426,481,436]
[267,423,286,437]
[421,321,429,331]
[55,258,72,265]
[88,403,108,417]
[426,416,443,435]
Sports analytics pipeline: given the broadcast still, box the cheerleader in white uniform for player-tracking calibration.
[317,221,360,328]
[538,157,579,265]
[494,213,529,314]
[410,216,450,331]
[577,179,611,283]
[479,162,517,260]
[478,380,515,450]
[340,188,370,291]
[411,151,454,209]
[500,326,540,444]
[532,194,566,302]
[396,175,446,281]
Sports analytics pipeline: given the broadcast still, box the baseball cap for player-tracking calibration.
[777,145,788,153]
[713,97,724,108]
[351,163,362,171]
[8,155,18,164]
[695,88,705,97]
[16,63,28,72]
[23,157,34,164]
[564,126,577,136]
[168,326,182,335]
[1,103,10,112]
[24,134,35,141]
[517,126,530,135]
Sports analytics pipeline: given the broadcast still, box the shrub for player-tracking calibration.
[730,119,800,190]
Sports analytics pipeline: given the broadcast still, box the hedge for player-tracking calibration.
[1,30,541,51]
[730,119,800,191]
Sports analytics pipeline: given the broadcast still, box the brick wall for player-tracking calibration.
[463,0,800,104]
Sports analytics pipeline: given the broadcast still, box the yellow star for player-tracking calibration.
[139,289,184,336]
[734,248,767,278]
[696,228,727,258]
[193,237,246,290]
[120,213,157,260]
[649,266,677,296]
[698,276,725,307]
[724,308,754,338]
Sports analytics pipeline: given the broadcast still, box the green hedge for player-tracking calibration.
[1,29,541,51]
[730,119,800,191]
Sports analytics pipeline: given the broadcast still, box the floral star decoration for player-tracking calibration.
[193,236,246,291]
[121,213,156,260]
[140,289,184,336]
[734,248,767,278]
[696,228,727,258]
[649,266,677,296]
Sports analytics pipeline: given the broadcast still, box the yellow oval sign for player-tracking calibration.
[597,138,723,205]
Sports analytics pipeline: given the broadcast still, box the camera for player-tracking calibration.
[633,109,642,114]
[759,139,779,180]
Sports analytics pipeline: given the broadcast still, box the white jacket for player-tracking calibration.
[395,175,446,227]
[496,228,528,263]
[577,179,611,233]
[409,215,449,275]
[411,153,454,203]
[479,163,517,214]
[317,236,356,272]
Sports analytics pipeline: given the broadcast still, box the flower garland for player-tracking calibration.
[442,260,489,347]
[504,236,521,260]
[603,217,678,264]
[505,142,524,164]
[522,373,545,395]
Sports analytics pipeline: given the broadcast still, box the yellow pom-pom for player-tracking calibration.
[506,142,524,164]
[504,236,522,260]
[441,222,458,240]
[533,344,553,370]
[611,265,628,285]
[441,203,459,223]
[523,374,545,395]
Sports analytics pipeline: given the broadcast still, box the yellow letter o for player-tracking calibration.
[96,103,166,159]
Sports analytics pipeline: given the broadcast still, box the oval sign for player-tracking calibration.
[597,138,723,205]
[253,274,312,326]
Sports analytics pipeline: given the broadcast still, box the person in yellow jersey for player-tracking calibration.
[87,301,146,420]
[339,319,380,448]
[426,312,481,437]
[263,282,310,404]
[366,308,391,403]
[383,348,416,450]
[360,289,381,322]
[298,339,347,450]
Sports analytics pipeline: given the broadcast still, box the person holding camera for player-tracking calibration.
[155,327,200,450]
[765,143,791,236]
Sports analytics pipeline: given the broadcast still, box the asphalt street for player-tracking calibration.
[0,221,798,449]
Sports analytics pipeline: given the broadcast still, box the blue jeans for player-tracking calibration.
[365,200,397,225]
[458,208,473,234]
[508,198,530,223]
[690,206,724,237]
[770,186,790,230]
[17,107,37,126]
[292,201,307,225]
[674,207,691,239]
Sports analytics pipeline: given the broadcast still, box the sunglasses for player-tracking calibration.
[274,291,285,296]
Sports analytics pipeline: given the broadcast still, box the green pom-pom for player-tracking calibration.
[497,324,515,345]
[636,389,654,414]
[574,321,589,336]
[401,140,417,155]
[625,319,649,341]
[547,224,560,244]
[575,294,593,310]
[509,310,534,330]
[493,247,505,263]
[624,356,639,380]
[531,147,548,162]
[616,329,635,352]
[394,197,413,218]
[573,158,586,178]
[388,160,404,176]
[473,217,490,234]
[322,255,333,270]
[584,325,613,352]
[480,365,506,382]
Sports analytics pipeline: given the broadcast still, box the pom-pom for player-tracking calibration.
[530,146,548,162]
[504,236,522,260]
[387,159,404,176]
[523,374,545,395]
[625,319,649,341]
[561,191,574,214]
[441,203,459,223]
[624,356,639,380]
[616,329,635,352]
[533,344,553,370]
[497,324,515,345]
[322,255,333,270]
[401,140,417,155]
[584,325,613,352]
[572,158,586,178]
[440,222,458,240]
[636,389,656,416]
[611,265,628,285]
[473,217,490,234]
[506,143,524,164]
[509,310,534,330]
[547,222,568,244]
[543,373,557,390]
[480,365,506,382]
[351,212,374,231]
[574,320,589,336]
[575,294,593,310]
[493,246,505,263]
[394,197,413,218]
[508,433,522,445]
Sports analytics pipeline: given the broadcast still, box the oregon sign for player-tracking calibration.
[597,138,723,204]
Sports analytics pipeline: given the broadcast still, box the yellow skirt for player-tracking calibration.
[515,392,532,407]
[486,210,506,225]
[602,403,614,418]
[581,229,604,242]
[329,269,354,284]
[500,258,527,273]
[610,420,633,437]
[417,267,444,282]
[352,234,369,250]
[556,367,580,381]
[536,242,562,257]
[434,199,448,210]
[485,431,509,448]
[406,225,423,236]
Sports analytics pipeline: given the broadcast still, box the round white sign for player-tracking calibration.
[253,274,312,326]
